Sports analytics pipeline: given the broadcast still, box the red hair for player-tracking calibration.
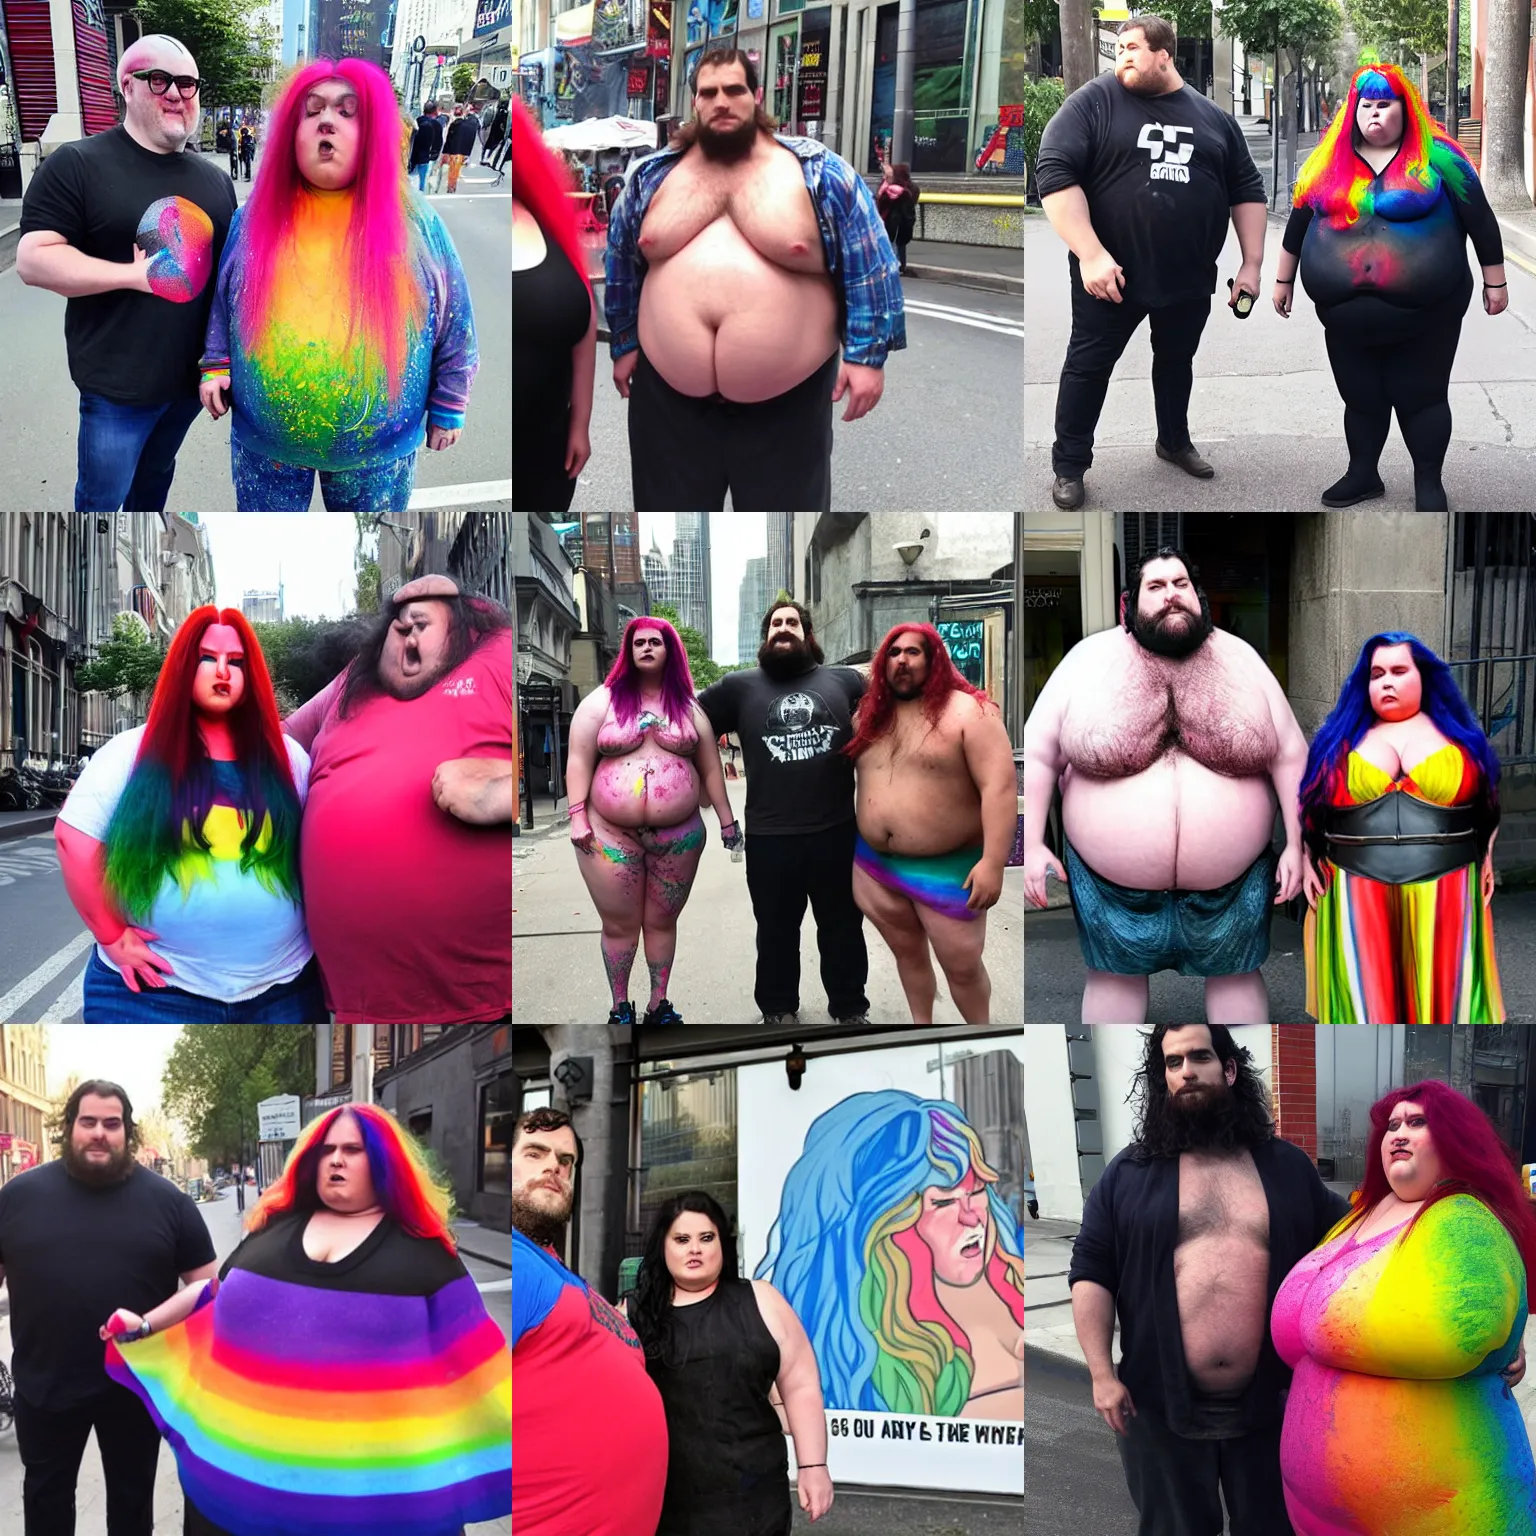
[1339,1078,1536,1284]
[512,96,593,300]
[845,622,997,760]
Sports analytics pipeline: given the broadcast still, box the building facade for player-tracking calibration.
[242,589,285,624]
[0,1023,49,1184]
[374,512,512,610]
[737,554,771,663]
[514,514,580,805]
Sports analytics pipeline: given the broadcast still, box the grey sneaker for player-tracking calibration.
[761,1012,801,1025]
[833,1013,871,1026]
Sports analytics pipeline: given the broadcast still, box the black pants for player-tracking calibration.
[1320,282,1470,488]
[1116,1402,1293,1536]
[1053,264,1212,477]
[15,1387,162,1536]
[629,348,836,512]
[744,821,869,1019]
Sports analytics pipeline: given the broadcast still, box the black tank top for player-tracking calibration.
[512,218,591,427]
[645,1280,793,1536]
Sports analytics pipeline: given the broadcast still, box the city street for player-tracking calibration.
[1024,208,1536,511]
[513,777,1024,1026]
[0,1183,512,1535]
[0,829,98,1022]
[0,163,510,512]
[569,277,1025,513]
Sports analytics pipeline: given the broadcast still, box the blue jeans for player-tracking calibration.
[83,951,327,1023]
[412,161,431,190]
[76,392,204,512]
[232,439,418,511]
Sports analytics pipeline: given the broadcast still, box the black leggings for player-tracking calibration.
[1320,282,1470,487]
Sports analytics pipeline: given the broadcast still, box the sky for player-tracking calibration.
[638,514,768,664]
[199,514,367,620]
[45,1025,183,1115]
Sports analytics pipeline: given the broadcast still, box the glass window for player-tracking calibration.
[479,1072,517,1196]
[911,0,967,172]
[635,1069,739,1267]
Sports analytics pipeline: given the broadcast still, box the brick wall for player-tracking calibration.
[1271,1025,1318,1159]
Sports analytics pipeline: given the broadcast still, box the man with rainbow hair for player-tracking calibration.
[198,58,479,511]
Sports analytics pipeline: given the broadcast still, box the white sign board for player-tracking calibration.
[257,1094,302,1142]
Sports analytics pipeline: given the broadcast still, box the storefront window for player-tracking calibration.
[636,1069,739,1266]
[479,1071,517,1196]
[769,20,798,126]
[974,0,1028,176]
[1024,549,1082,719]
[911,0,967,172]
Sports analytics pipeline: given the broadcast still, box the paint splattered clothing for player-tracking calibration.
[106,1212,511,1536]
[230,437,418,513]
[18,126,238,403]
[1272,1194,1536,1535]
[57,725,314,1003]
[512,1229,668,1536]
[1304,745,1504,1023]
[201,191,478,472]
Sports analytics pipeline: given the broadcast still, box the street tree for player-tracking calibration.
[651,602,725,689]
[1481,0,1535,207]
[450,62,478,102]
[162,1024,312,1169]
[73,612,167,728]
[131,0,274,115]
[43,1072,82,1150]
[1058,0,1097,92]
[249,616,372,715]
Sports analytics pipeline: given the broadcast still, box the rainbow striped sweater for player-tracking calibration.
[105,1213,510,1536]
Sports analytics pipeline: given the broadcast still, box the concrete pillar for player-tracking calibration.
[546,1024,624,1293]
[40,0,84,150]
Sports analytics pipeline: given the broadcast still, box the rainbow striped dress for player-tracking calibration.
[1304,744,1505,1023]
[1272,1194,1536,1535]
[104,1213,510,1536]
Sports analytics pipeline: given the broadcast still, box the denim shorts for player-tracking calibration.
[82,952,327,1023]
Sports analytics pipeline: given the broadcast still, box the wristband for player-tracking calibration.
[1274,279,1293,285]
[799,1463,826,1469]
[199,369,230,384]
[568,800,587,817]
[1484,282,1506,288]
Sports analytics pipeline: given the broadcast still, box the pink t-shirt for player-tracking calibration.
[286,632,512,1023]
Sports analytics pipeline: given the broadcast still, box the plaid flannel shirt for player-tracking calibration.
[604,134,907,368]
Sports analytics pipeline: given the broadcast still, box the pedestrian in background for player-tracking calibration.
[443,101,481,193]
[876,160,919,275]
[237,123,254,180]
[0,1079,218,1536]
[215,119,233,169]
[479,97,500,161]
[428,101,452,194]
[409,97,445,192]
[484,100,509,178]
[104,1103,511,1536]
[625,1190,835,1533]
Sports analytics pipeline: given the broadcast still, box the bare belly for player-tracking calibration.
[1175,1237,1269,1391]
[638,217,839,400]
[589,746,700,829]
[1061,755,1275,889]
[856,779,983,857]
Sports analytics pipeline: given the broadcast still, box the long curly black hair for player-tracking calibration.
[1126,1024,1276,1161]
[627,1190,741,1365]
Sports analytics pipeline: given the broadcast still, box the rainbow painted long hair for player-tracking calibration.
[236,57,426,403]
[247,1102,457,1254]
[102,607,301,922]
[1293,63,1476,230]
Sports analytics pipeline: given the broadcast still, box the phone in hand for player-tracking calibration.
[1227,278,1256,319]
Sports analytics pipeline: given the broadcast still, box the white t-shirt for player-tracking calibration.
[59,726,314,1003]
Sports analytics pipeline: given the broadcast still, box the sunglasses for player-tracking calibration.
[132,69,204,98]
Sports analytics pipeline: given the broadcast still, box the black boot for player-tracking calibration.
[1320,470,1385,508]
[1414,472,1448,511]
[642,998,685,1026]
[607,1000,635,1027]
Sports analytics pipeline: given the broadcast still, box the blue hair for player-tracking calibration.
[1356,68,1397,99]
[751,1089,1024,1413]
[1299,631,1499,852]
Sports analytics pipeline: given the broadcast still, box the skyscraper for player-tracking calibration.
[765,513,794,602]
[643,532,668,607]
[737,556,771,664]
[670,514,712,647]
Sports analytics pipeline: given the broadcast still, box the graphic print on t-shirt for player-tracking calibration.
[1137,123,1195,182]
[763,689,843,763]
[137,196,215,303]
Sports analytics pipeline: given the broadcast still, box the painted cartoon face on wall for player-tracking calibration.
[190,622,247,715]
[914,1170,991,1285]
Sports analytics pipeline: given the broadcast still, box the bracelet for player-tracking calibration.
[799,1463,826,1468]
[1485,281,1506,288]
[568,801,587,818]
[1274,278,1293,285]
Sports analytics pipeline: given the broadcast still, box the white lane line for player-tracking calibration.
[476,1278,512,1293]
[410,480,512,508]
[37,968,84,1023]
[903,303,1025,340]
[0,930,94,1023]
[907,298,1023,323]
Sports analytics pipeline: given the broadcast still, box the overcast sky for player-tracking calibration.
[200,514,366,620]
[46,1024,182,1116]
[639,514,768,663]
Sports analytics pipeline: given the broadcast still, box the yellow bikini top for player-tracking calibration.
[1345,741,1470,806]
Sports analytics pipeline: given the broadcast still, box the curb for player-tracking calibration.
[454,1225,511,1271]
[0,812,57,844]
[1496,214,1536,275]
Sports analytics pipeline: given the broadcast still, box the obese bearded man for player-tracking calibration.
[1023,547,1308,1025]
[1069,1025,1352,1536]
[604,47,906,513]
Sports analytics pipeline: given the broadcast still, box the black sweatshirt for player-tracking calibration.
[1067,1136,1351,1436]
[1035,74,1266,307]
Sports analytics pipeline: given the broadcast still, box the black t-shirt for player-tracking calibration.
[19,126,238,404]
[1035,75,1266,308]
[217,1208,469,1293]
[0,1159,216,1409]
[697,664,865,835]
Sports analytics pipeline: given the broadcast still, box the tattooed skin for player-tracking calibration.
[646,958,671,1009]
[601,937,639,1007]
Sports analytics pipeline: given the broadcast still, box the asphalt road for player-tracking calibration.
[0,157,510,512]
[1024,1347,1141,1536]
[569,275,1025,513]
[0,832,93,1022]
[1024,210,1536,512]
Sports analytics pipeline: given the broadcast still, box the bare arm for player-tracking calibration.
[1263,667,1308,855]
[1230,201,1267,267]
[1070,1279,1119,1383]
[104,1262,222,1339]
[1040,187,1109,264]
[758,1283,828,1468]
[564,688,607,811]
[691,703,735,827]
[17,230,151,298]
[1022,652,1074,853]
[54,822,129,946]
[963,702,1019,871]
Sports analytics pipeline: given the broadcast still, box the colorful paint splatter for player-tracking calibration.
[137,197,216,303]
[1272,1193,1536,1534]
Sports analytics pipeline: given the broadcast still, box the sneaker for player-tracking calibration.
[607,1000,636,1027]
[833,1013,871,1026]
[642,998,685,1026]
[761,1012,801,1025]
[1051,474,1084,510]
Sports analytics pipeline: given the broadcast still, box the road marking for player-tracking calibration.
[476,1278,512,1293]
[903,299,1024,339]
[37,968,84,1023]
[0,930,94,1023]
[0,844,59,882]
[409,480,511,508]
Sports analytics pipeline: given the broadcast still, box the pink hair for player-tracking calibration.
[602,617,697,731]
[236,57,425,400]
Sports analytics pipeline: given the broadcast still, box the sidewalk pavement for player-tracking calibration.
[453,1217,510,1270]
[1025,1213,1536,1436]
[0,810,56,845]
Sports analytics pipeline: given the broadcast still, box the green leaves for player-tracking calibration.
[131,0,276,109]
[161,1024,313,1166]
[74,612,167,703]
[1218,0,1343,61]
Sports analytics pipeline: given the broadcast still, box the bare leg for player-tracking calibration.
[640,812,706,1012]
[1082,970,1149,1025]
[853,865,937,1023]
[1205,970,1270,1025]
[917,905,991,1024]
[574,810,647,1012]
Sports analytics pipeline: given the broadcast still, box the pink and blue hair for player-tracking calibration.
[235,57,424,401]
[602,616,697,730]
[1294,62,1475,229]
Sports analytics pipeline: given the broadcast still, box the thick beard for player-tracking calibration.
[512,1185,573,1249]
[1131,602,1213,660]
[758,633,818,680]
[63,1139,136,1186]
[1146,1081,1253,1154]
[697,115,759,163]
[888,671,926,701]
[1119,63,1172,97]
